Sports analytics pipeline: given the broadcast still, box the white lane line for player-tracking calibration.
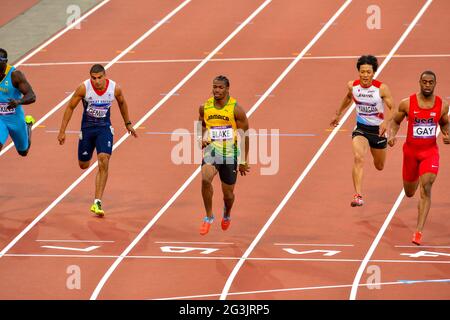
[154,278,450,300]
[89,0,273,300]
[219,0,354,301]
[19,53,450,66]
[274,243,354,247]
[154,241,235,245]
[3,254,450,264]
[14,0,111,66]
[349,0,436,301]
[36,240,115,243]
[0,0,192,157]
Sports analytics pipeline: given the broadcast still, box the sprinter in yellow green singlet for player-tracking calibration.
[198,75,250,235]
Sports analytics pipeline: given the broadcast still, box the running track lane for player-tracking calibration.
[85,0,368,300]
[0,0,194,245]
[0,0,190,156]
[219,0,448,300]
[352,0,450,299]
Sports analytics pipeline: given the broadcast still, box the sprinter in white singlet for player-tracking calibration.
[330,55,395,207]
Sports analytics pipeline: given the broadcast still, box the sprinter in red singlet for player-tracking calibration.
[389,70,449,245]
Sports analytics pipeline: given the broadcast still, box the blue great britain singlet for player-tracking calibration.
[81,79,116,129]
[0,65,24,117]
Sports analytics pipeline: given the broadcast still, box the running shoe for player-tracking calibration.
[221,216,231,231]
[412,231,422,245]
[25,115,35,126]
[200,216,214,235]
[90,200,105,217]
[221,205,231,231]
[350,194,364,207]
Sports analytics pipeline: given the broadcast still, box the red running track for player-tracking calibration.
[0,0,449,300]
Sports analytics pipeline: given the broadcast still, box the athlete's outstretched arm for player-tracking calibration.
[330,81,353,127]
[379,83,395,136]
[388,98,409,147]
[8,70,36,108]
[58,84,85,145]
[115,85,137,138]
[235,104,250,176]
[439,99,449,144]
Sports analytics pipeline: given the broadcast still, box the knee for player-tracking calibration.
[79,162,90,170]
[354,154,364,166]
[223,191,235,202]
[421,184,433,197]
[405,190,415,198]
[98,156,109,171]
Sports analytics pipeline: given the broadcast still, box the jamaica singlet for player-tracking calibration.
[203,96,238,158]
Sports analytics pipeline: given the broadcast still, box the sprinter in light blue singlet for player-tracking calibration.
[0,48,36,156]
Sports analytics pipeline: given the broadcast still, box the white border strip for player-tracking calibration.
[349,0,435,300]
[14,0,111,66]
[3,253,450,265]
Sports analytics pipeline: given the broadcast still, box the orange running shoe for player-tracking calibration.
[412,231,422,245]
[200,216,214,236]
[221,216,231,231]
[350,194,364,207]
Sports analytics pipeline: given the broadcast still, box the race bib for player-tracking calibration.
[210,125,233,141]
[413,124,436,138]
[0,102,15,115]
[86,104,109,118]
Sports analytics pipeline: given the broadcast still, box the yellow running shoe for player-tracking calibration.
[90,201,105,217]
[25,115,35,125]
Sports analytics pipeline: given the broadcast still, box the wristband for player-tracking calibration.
[125,121,132,126]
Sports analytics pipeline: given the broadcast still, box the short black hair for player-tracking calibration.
[357,55,378,73]
[420,70,436,81]
[214,75,230,87]
[0,48,8,61]
[90,64,105,74]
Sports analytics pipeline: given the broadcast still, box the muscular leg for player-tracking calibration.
[201,164,217,218]
[416,173,436,232]
[352,136,369,194]
[370,147,386,171]
[221,182,235,218]
[95,153,110,200]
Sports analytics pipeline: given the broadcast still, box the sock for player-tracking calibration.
[95,199,102,204]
